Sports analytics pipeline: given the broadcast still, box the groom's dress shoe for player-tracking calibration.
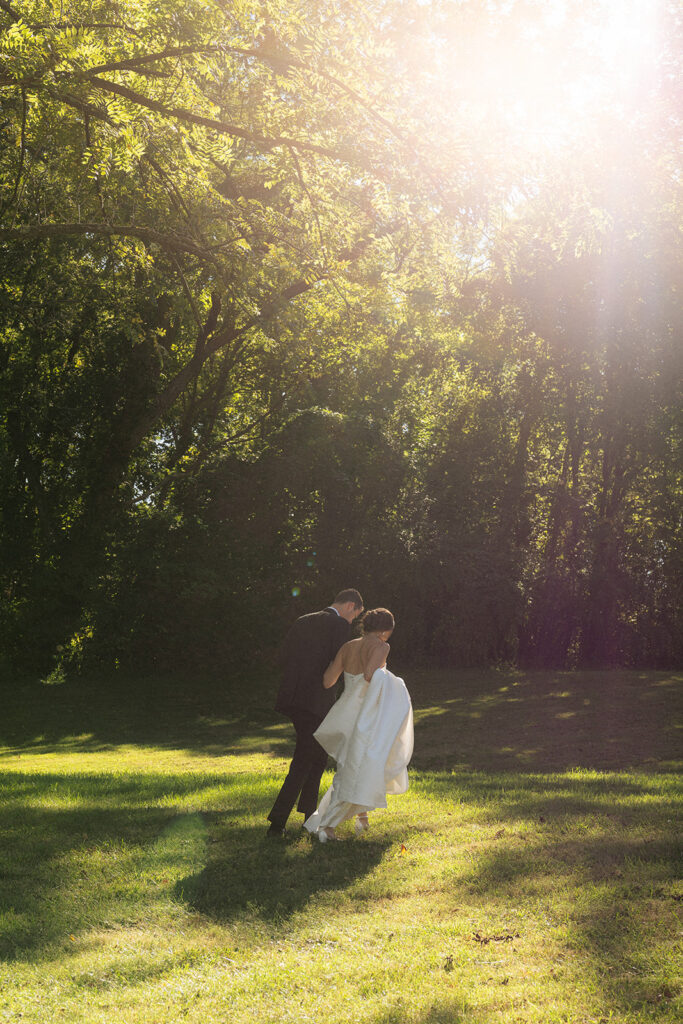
[266,824,287,838]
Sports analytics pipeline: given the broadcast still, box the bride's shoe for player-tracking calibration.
[318,827,338,843]
[354,813,369,834]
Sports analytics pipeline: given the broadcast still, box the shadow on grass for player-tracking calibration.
[443,788,682,1018]
[2,669,680,774]
[410,669,682,773]
[462,835,680,895]
[0,769,391,961]
[177,810,391,925]
[414,768,683,836]
[0,673,294,760]
[0,770,245,961]
[367,1001,489,1024]
[1,804,174,960]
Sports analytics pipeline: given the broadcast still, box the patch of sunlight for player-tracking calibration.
[546,691,573,699]
[195,716,240,727]
[413,705,451,723]
[498,685,510,693]
[0,746,274,776]
[0,733,117,756]
[555,711,577,719]
[652,675,682,687]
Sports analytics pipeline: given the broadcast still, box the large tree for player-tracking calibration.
[1,0,680,674]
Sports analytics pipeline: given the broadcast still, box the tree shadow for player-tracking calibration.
[0,673,291,758]
[417,769,682,826]
[0,767,391,961]
[1,670,680,776]
[0,770,249,961]
[410,668,682,773]
[442,799,682,1017]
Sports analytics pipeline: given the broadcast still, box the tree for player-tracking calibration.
[0,0,485,669]
[1,0,680,674]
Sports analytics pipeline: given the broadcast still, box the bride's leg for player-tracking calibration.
[354,812,369,834]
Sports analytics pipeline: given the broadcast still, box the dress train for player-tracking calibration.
[304,667,413,834]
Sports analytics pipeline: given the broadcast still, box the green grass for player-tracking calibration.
[0,669,681,1023]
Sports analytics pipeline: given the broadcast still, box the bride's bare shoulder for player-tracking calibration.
[361,634,388,651]
[340,637,362,658]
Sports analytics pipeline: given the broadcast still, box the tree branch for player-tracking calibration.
[72,39,445,196]
[84,76,346,159]
[170,254,203,328]
[71,45,226,77]
[125,218,402,453]
[0,0,19,22]
[143,153,202,237]
[288,146,326,257]
[0,222,210,257]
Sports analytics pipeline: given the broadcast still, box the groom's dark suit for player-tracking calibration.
[268,607,351,831]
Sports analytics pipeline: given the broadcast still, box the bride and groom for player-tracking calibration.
[267,589,414,842]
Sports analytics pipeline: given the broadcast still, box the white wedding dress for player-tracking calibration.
[304,667,414,834]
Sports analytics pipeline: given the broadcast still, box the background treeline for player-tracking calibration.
[1,0,680,679]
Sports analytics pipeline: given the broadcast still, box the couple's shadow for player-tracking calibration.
[176,812,390,923]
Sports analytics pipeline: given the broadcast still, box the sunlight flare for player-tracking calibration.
[427,0,666,152]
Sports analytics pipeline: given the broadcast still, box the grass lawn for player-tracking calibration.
[0,667,681,1023]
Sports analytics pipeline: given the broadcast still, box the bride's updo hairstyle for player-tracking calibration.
[360,608,395,634]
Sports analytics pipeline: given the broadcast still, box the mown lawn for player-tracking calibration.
[0,669,681,1024]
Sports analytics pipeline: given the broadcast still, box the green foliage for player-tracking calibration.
[0,0,680,673]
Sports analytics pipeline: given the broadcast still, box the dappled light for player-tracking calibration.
[0,0,680,1020]
[3,669,680,773]
[1,667,680,1021]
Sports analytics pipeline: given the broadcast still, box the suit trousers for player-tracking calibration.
[268,710,329,829]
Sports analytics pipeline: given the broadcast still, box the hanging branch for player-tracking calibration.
[123,218,402,454]
[82,76,345,159]
[0,222,211,258]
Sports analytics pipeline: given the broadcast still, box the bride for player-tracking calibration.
[304,608,413,843]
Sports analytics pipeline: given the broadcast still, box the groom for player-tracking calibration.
[267,588,364,836]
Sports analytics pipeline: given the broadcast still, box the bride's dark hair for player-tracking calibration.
[360,608,395,634]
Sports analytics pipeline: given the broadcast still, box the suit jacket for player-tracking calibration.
[275,608,351,722]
